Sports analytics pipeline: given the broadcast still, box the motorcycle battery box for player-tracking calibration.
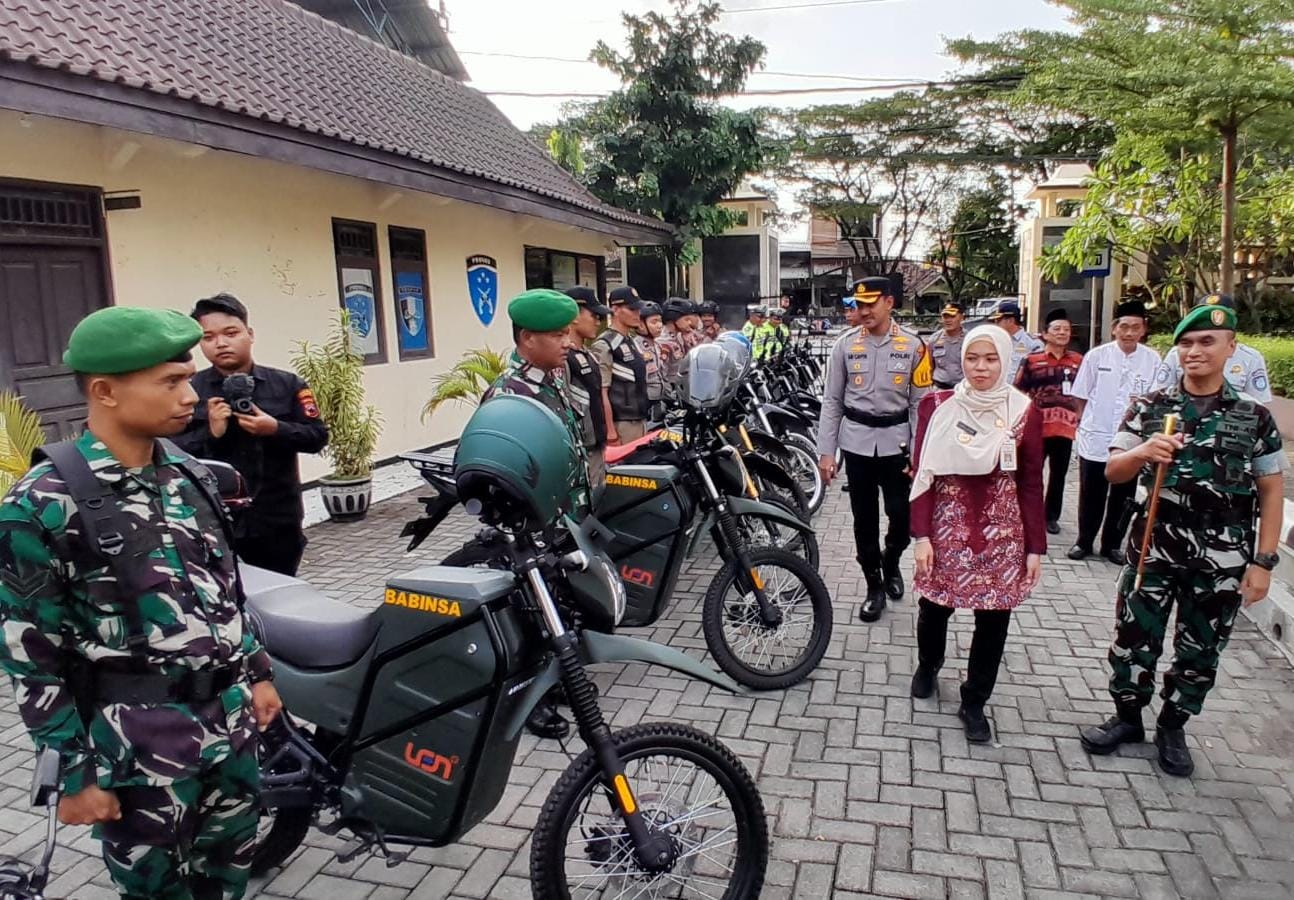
[595,463,695,627]
[345,566,539,844]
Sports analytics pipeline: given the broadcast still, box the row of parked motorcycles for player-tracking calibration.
[0,333,838,900]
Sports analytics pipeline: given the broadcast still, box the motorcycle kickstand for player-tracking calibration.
[336,825,410,869]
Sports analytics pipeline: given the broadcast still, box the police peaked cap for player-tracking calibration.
[846,276,893,303]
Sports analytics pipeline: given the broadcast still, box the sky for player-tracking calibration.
[440,0,1075,242]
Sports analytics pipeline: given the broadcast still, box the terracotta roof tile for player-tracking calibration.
[0,0,667,232]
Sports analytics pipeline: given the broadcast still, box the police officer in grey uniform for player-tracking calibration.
[636,301,667,419]
[564,287,610,486]
[930,301,967,389]
[592,286,650,444]
[818,276,935,622]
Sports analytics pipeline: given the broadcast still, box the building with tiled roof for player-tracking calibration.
[0,0,671,469]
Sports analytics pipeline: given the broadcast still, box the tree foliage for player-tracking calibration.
[291,312,382,480]
[927,179,1021,302]
[0,391,44,495]
[422,346,509,421]
[545,0,777,291]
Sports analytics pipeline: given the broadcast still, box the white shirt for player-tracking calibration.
[1072,341,1161,462]
[1153,342,1272,403]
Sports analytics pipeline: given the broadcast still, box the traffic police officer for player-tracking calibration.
[930,302,967,388]
[0,306,282,899]
[1153,293,1272,403]
[818,276,934,622]
[990,300,1043,383]
[592,287,650,444]
[564,287,610,487]
[636,301,669,420]
[177,293,329,576]
[741,305,764,342]
[1080,301,1285,777]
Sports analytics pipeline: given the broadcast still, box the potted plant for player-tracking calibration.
[292,312,383,521]
[421,346,508,420]
[0,391,45,495]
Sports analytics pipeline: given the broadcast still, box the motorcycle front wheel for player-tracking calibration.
[734,492,820,569]
[702,546,832,690]
[530,722,768,900]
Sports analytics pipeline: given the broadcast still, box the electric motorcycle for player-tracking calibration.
[244,397,769,896]
[0,749,60,900]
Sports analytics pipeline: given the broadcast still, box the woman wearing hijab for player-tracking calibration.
[909,325,1046,743]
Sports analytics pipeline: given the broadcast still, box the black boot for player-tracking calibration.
[1046,520,1061,535]
[911,667,938,699]
[858,581,887,623]
[912,598,948,698]
[1080,709,1145,755]
[1155,728,1194,777]
[525,689,570,740]
[958,704,992,743]
[882,550,905,601]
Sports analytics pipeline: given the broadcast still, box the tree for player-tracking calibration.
[927,179,1021,302]
[547,0,776,293]
[949,0,1294,294]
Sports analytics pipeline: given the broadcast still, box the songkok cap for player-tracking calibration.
[507,289,578,333]
[1114,299,1148,320]
[192,292,248,323]
[64,306,203,375]
[564,286,610,316]
[989,300,1022,320]
[1045,307,1070,325]
[846,276,893,305]
[1174,304,1236,342]
[608,286,642,310]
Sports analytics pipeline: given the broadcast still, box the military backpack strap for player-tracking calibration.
[157,439,248,609]
[33,441,150,653]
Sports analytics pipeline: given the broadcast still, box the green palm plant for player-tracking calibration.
[0,391,45,495]
[291,312,383,480]
[421,346,509,421]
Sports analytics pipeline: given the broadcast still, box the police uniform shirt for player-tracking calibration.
[1007,329,1045,383]
[1072,340,1161,462]
[176,364,328,530]
[930,328,965,387]
[1153,342,1273,404]
[817,322,933,458]
[565,346,606,448]
[634,334,665,402]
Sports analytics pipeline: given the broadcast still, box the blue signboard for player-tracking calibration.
[466,254,498,327]
[396,271,429,355]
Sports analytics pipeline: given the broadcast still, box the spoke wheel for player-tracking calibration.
[701,547,832,690]
[530,723,767,900]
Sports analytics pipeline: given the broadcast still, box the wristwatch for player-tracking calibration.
[1252,551,1280,571]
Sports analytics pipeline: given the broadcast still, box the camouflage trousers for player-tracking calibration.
[96,743,260,899]
[1109,522,1248,718]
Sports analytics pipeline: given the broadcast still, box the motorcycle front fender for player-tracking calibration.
[503,633,745,741]
[741,451,799,497]
[725,494,810,533]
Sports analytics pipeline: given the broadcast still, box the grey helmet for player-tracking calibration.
[678,342,742,410]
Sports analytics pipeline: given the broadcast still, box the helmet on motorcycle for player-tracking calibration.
[454,394,581,530]
[663,297,694,323]
[679,342,742,410]
[713,330,752,375]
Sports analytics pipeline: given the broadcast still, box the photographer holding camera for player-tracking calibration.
[176,293,329,575]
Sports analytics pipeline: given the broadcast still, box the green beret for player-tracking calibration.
[63,307,203,374]
[507,289,578,333]
[1173,303,1236,342]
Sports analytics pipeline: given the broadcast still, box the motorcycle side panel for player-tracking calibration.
[594,464,694,628]
[271,646,377,735]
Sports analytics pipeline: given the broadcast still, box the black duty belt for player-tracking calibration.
[92,662,246,705]
[1153,503,1254,531]
[934,380,956,390]
[843,408,908,428]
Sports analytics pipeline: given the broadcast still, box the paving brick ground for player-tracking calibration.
[3,472,1293,899]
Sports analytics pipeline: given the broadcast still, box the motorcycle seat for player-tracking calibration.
[240,564,380,669]
[604,430,659,465]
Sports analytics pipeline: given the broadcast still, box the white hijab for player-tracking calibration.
[910,324,1031,500]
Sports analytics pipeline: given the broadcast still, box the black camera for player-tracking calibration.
[221,373,257,415]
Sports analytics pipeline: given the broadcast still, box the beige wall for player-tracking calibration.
[0,111,616,480]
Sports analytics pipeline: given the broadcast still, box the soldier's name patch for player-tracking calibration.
[607,474,658,490]
[384,588,462,617]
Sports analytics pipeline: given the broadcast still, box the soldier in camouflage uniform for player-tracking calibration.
[1081,303,1286,777]
[563,287,610,488]
[484,289,591,518]
[0,306,282,899]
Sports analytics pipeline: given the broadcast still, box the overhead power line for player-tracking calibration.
[720,0,907,12]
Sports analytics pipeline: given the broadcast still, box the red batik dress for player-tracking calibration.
[911,390,1047,611]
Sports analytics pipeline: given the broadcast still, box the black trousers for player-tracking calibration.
[916,598,1012,707]
[1042,437,1073,524]
[236,528,307,577]
[1076,456,1136,554]
[843,450,910,584]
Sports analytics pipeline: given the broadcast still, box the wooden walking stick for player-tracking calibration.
[1134,414,1179,591]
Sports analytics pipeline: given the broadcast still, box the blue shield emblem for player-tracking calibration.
[466,255,499,327]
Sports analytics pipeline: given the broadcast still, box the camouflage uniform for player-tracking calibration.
[485,351,591,515]
[0,433,270,899]
[1107,381,1287,720]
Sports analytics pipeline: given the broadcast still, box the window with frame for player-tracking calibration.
[388,226,433,360]
[523,246,605,295]
[332,219,386,364]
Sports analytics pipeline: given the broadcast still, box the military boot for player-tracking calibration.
[882,548,905,601]
[1080,707,1145,755]
[858,572,886,623]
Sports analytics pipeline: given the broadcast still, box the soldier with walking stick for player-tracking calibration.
[1080,303,1285,777]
